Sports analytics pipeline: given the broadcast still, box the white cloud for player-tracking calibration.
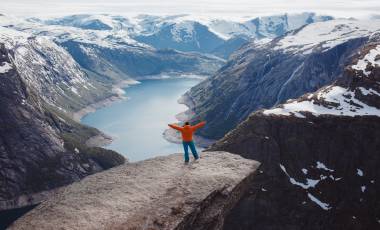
[0,0,379,19]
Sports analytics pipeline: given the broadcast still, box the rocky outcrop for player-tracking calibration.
[208,41,380,229]
[186,19,380,139]
[10,152,260,230]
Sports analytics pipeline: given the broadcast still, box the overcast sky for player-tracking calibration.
[1,0,380,19]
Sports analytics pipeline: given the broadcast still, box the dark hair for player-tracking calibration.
[184,122,190,126]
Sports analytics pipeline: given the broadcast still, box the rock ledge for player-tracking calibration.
[10,152,259,230]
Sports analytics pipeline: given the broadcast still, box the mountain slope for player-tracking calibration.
[134,21,226,53]
[0,28,125,211]
[209,39,380,230]
[0,27,113,113]
[185,19,380,139]
[0,15,224,82]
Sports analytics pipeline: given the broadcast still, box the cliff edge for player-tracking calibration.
[10,152,260,230]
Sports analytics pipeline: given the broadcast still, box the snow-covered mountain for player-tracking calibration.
[0,14,223,82]
[132,13,333,58]
[264,42,380,118]
[185,19,380,139]
[0,26,110,113]
[34,12,333,59]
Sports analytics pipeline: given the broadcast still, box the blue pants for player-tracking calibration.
[183,141,199,162]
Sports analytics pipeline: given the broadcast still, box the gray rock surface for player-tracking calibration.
[10,152,260,230]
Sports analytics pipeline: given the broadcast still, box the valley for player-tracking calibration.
[81,77,202,162]
[0,9,380,230]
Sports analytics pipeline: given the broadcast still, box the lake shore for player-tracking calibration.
[75,76,213,152]
[71,79,140,148]
[72,79,140,122]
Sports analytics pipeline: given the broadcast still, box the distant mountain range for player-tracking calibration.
[24,12,333,59]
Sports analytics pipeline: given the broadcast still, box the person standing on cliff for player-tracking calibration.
[168,121,206,164]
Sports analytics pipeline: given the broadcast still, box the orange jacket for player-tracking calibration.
[168,121,206,142]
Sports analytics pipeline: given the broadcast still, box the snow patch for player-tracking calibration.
[70,87,79,95]
[171,21,195,42]
[316,161,334,172]
[264,86,380,118]
[358,87,380,97]
[275,20,380,54]
[0,62,12,73]
[357,169,364,176]
[352,45,380,76]
[279,164,321,189]
[307,193,332,210]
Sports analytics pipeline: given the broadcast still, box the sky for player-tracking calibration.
[1,0,380,19]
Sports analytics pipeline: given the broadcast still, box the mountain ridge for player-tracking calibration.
[185,19,380,139]
[208,38,380,230]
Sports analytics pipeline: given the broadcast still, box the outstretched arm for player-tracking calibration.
[168,124,183,131]
[192,121,206,131]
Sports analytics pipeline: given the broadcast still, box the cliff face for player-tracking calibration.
[9,152,260,230]
[186,20,380,139]
[0,26,113,113]
[212,115,380,230]
[0,32,125,211]
[209,41,380,229]
[0,44,91,208]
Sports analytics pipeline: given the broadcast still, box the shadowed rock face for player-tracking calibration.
[209,42,380,230]
[9,152,260,230]
[212,115,380,230]
[0,44,101,209]
[0,39,125,211]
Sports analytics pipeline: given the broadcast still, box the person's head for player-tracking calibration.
[184,121,190,126]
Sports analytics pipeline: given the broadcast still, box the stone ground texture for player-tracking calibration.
[10,152,259,230]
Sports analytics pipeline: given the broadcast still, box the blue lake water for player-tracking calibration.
[81,78,202,162]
